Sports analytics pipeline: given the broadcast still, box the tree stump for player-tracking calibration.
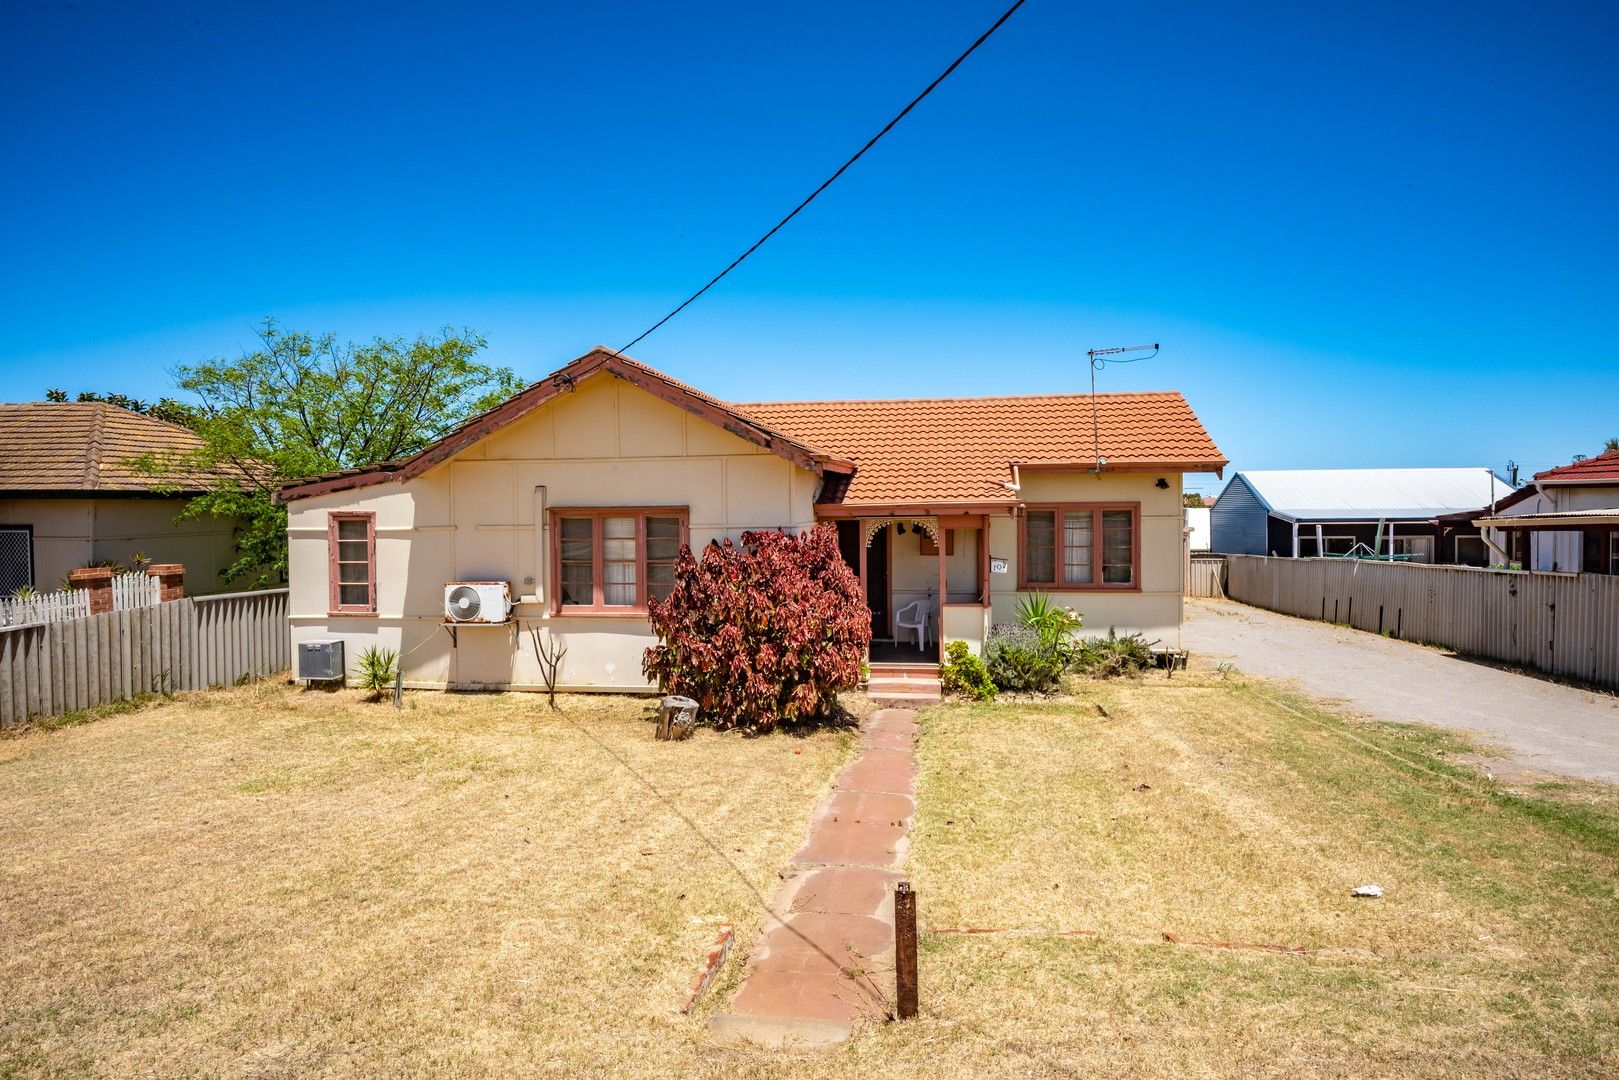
[656,695,699,741]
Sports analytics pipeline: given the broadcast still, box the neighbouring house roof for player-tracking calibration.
[742,392,1226,508]
[0,402,232,495]
[1477,507,1619,529]
[1228,467,1511,521]
[275,349,1227,506]
[1532,449,1619,485]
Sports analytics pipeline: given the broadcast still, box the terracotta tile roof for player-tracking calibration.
[277,349,1226,506]
[1534,449,1619,484]
[0,402,233,494]
[738,392,1227,507]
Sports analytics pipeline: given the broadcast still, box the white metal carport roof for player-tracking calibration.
[1236,467,1511,521]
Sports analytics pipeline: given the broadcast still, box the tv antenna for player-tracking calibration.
[1086,342,1160,472]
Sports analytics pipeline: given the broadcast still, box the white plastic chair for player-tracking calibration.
[894,596,936,651]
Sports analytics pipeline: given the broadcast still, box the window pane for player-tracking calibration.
[338,583,369,607]
[646,516,681,561]
[1062,510,1094,584]
[560,561,593,605]
[1102,510,1134,584]
[338,560,369,584]
[648,561,676,601]
[337,518,368,541]
[599,516,637,605]
[338,539,368,564]
[1024,511,1055,583]
[560,517,593,562]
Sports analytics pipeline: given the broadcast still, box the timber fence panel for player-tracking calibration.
[0,589,289,727]
[1188,557,1228,598]
[1226,556,1619,690]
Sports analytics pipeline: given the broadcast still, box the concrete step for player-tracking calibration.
[867,677,941,692]
[869,662,940,678]
[866,675,942,705]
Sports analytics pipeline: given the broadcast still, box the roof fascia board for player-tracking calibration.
[1014,460,1228,475]
[814,502,1017,519]
[1535,475,1619,487]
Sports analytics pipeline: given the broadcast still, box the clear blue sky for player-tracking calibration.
[3,1,1615,495]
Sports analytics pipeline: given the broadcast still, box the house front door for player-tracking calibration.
[866,525,890,639]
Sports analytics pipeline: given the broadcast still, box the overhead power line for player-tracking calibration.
[615,0,1030,355]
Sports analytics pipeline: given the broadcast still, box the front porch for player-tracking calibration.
[832,513,998,660]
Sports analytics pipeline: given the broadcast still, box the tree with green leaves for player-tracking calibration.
[1605,437,1619,453]
[131,319,524,586]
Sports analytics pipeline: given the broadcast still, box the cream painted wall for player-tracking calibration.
[287,374,821,691]
[983,470,1188,650]
[888,524,982,613]
[0,496,241,594]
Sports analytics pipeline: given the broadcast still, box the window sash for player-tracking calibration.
[552,509,687,612]
[327,512,376,613]
[1020,504,1137,590]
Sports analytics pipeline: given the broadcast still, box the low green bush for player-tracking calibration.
[941,640,997,701]
[1072,632,1155,679]
[984,624,1066,693]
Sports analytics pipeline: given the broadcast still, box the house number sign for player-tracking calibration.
[989,558,1009,574]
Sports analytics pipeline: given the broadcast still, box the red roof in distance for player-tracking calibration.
[1534,449,1619,484]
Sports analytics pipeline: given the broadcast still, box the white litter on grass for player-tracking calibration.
[1351,884,1384,898]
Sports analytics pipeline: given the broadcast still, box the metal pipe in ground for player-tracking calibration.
[895,881,919,1019]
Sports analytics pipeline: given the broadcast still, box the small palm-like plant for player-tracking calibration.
[1015,592,1084,655]
[355,646,399,701]
[11,585,36,601]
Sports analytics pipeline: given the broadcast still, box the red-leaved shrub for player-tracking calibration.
[642,524,871,731]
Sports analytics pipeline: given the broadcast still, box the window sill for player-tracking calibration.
[1016,584,1141,594]
[550,608,653,619]
[327,609,379,617]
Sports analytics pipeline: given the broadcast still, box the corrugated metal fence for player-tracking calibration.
[1188,556,1228,598]
[1226,556,1619,689]
[0,588,289,728]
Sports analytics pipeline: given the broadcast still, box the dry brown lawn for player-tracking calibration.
[5,671,1618,1078]
[862,673,1619,1078]
[0,681,855,1077]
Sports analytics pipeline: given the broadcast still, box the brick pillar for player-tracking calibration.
[146,563,186,603]
[68,566,115,614]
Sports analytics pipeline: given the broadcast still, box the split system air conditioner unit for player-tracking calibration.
[443,581,513,624]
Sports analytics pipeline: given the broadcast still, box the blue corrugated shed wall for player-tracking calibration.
[1209,474,1272,554]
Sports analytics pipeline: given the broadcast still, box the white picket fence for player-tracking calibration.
[1,570,159,628]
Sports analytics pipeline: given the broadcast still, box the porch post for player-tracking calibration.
[1291,520,1300,558]
[979,515,991,605]
[858,527,869,602]
[937,524,948,616]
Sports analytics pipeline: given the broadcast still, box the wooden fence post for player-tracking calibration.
[895,881,919,1019]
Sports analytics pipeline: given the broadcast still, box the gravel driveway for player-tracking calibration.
[1185,598,1619,785]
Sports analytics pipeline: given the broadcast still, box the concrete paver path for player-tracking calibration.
[709,709,917,1048]
[1186,598,1619,784]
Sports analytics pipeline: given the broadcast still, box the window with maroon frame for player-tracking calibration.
[328,512,377,614]
[1020,504,1138,590]
[552,509,688,613]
